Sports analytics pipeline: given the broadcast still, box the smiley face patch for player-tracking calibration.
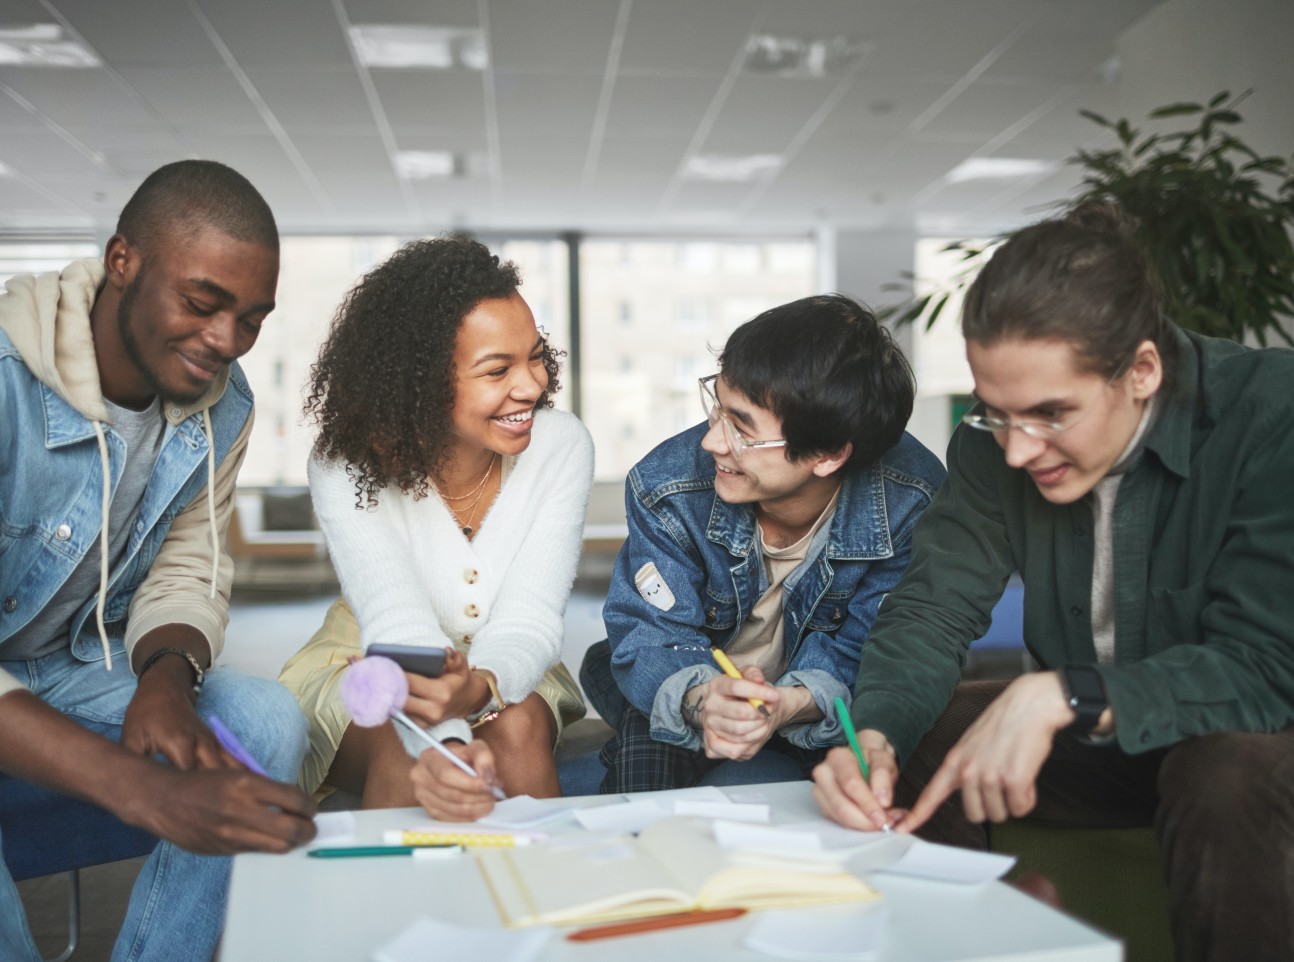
[634,562,676,612]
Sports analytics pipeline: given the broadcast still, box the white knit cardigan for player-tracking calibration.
[308,408,594,743]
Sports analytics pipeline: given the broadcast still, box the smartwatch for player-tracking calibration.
[1058,664,1108,737]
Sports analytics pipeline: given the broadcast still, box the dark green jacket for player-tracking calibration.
[852,329,1294,762]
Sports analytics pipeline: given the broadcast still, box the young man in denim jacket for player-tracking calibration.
[0,161,315,962]
[584,295,946,792]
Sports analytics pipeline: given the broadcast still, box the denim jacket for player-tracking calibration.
[600,422,946,751]
[0,260,253,670]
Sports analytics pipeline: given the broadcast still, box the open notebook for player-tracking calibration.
[476,816,879,928]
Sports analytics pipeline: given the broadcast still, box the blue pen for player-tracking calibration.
[206,714,268,776]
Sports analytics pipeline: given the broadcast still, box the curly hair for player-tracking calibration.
[305,234,562,506]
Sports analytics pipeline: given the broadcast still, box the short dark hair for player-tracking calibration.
[116,160,278,257]
[962,200,1176,382]
[719,294,915,471]
[305,234,562,507]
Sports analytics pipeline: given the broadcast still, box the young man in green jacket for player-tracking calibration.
[814,201,1294,962]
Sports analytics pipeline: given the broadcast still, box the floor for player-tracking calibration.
[16,566,1025,960]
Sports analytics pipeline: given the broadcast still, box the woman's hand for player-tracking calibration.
[410,740,500,822]
[401,648,489,726]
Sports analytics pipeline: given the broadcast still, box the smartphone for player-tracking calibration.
[365,643,447,678]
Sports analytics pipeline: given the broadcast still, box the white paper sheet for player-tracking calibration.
[674,800,770,822]
[372,918,551,962]
[714,820,825,856]
[478,794,580,829]
[573,798,670,834]
[743,906,890,961]
[872,838,1016,884]
[309,811,357,847]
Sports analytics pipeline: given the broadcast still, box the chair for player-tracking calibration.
[0,776,156,962]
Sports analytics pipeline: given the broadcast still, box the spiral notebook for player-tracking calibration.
[476,816,879,929]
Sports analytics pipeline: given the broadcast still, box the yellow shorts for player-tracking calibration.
[277,597,586,796]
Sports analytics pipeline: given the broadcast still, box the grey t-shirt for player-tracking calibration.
[2,397,167,661]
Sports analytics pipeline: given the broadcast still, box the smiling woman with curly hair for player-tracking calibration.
[279,235,593,817]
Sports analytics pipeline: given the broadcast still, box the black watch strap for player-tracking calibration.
[1059,664,1107,736]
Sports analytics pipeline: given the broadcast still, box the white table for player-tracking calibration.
[223,782,1121,962]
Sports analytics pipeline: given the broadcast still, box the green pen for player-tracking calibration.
[308,845,462,859]
[834,696,893,833]
[834,696,870,781]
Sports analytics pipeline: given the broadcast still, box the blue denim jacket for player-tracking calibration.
[0,328,253,662]
[601,422,946,751]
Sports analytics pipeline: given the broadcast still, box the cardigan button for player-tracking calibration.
[55,524,72,541]
[1069,606,1082,616]
[2,597,16,614]
[465,604,480,618]
[464,568,479,584]
[462,635,472,644]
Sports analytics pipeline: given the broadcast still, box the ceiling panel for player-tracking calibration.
[0,90,50,129]
[116,68,272,128]
[0,69,157,128]
[619,0,761,75]
[917,79,1070,142]
[0,0,1180,235]
[860,0,1059,80]
[245,67,376,133]
[756,0,906,38]
[493,73,601,139]
[341,0,479,28]
[372,70,485,133]
[591,135,689,186]
[52,0,225,68]
[498,134,586,186]
[602,75,719,137]
[488,0,621,73]
[193,0,354,68]
[0,177,70,220]
[702,74,837,154]
[0,127,110,182]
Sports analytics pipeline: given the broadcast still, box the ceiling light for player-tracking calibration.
[743,34,865,78]
[395,151,457,179]
[945,158,1056,183]
[0,24,99,67]
[350,25,487,69]
[685,155,783,182]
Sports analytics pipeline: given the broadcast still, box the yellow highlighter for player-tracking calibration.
[710,648,772,718]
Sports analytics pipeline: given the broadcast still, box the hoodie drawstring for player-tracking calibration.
[92,422,113,670]
[202,410,218,599]
[90,411,221,671]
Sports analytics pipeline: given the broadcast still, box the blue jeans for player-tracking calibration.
[0,644,308,962]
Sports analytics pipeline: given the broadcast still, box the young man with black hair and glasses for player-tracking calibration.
[582,294,945,792]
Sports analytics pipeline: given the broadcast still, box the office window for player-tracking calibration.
[579,237,815,479]
[0,242,99,287]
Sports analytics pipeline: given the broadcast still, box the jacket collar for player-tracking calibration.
[1141,327,1198,480]
[704,460,896,561]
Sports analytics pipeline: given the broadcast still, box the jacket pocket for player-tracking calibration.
[1147,580,1208,649]
[806,589,852,633]
[701,591,738,635]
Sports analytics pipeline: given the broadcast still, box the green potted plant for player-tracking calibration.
[883,91,1294,346]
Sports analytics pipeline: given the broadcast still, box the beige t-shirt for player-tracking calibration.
[725,488,841,680]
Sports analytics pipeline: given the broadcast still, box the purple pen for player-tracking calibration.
[206,714,268,776]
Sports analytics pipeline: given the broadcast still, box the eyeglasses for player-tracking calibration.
[961,360,1132,440]
[698,374,788,462]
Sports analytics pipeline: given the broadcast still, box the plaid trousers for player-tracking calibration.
[597,703,826,794]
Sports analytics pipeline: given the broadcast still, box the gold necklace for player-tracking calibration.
[446,455,496,537]
[439,455,496,502]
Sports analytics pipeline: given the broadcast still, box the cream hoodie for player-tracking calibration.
[0,258,254,694]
